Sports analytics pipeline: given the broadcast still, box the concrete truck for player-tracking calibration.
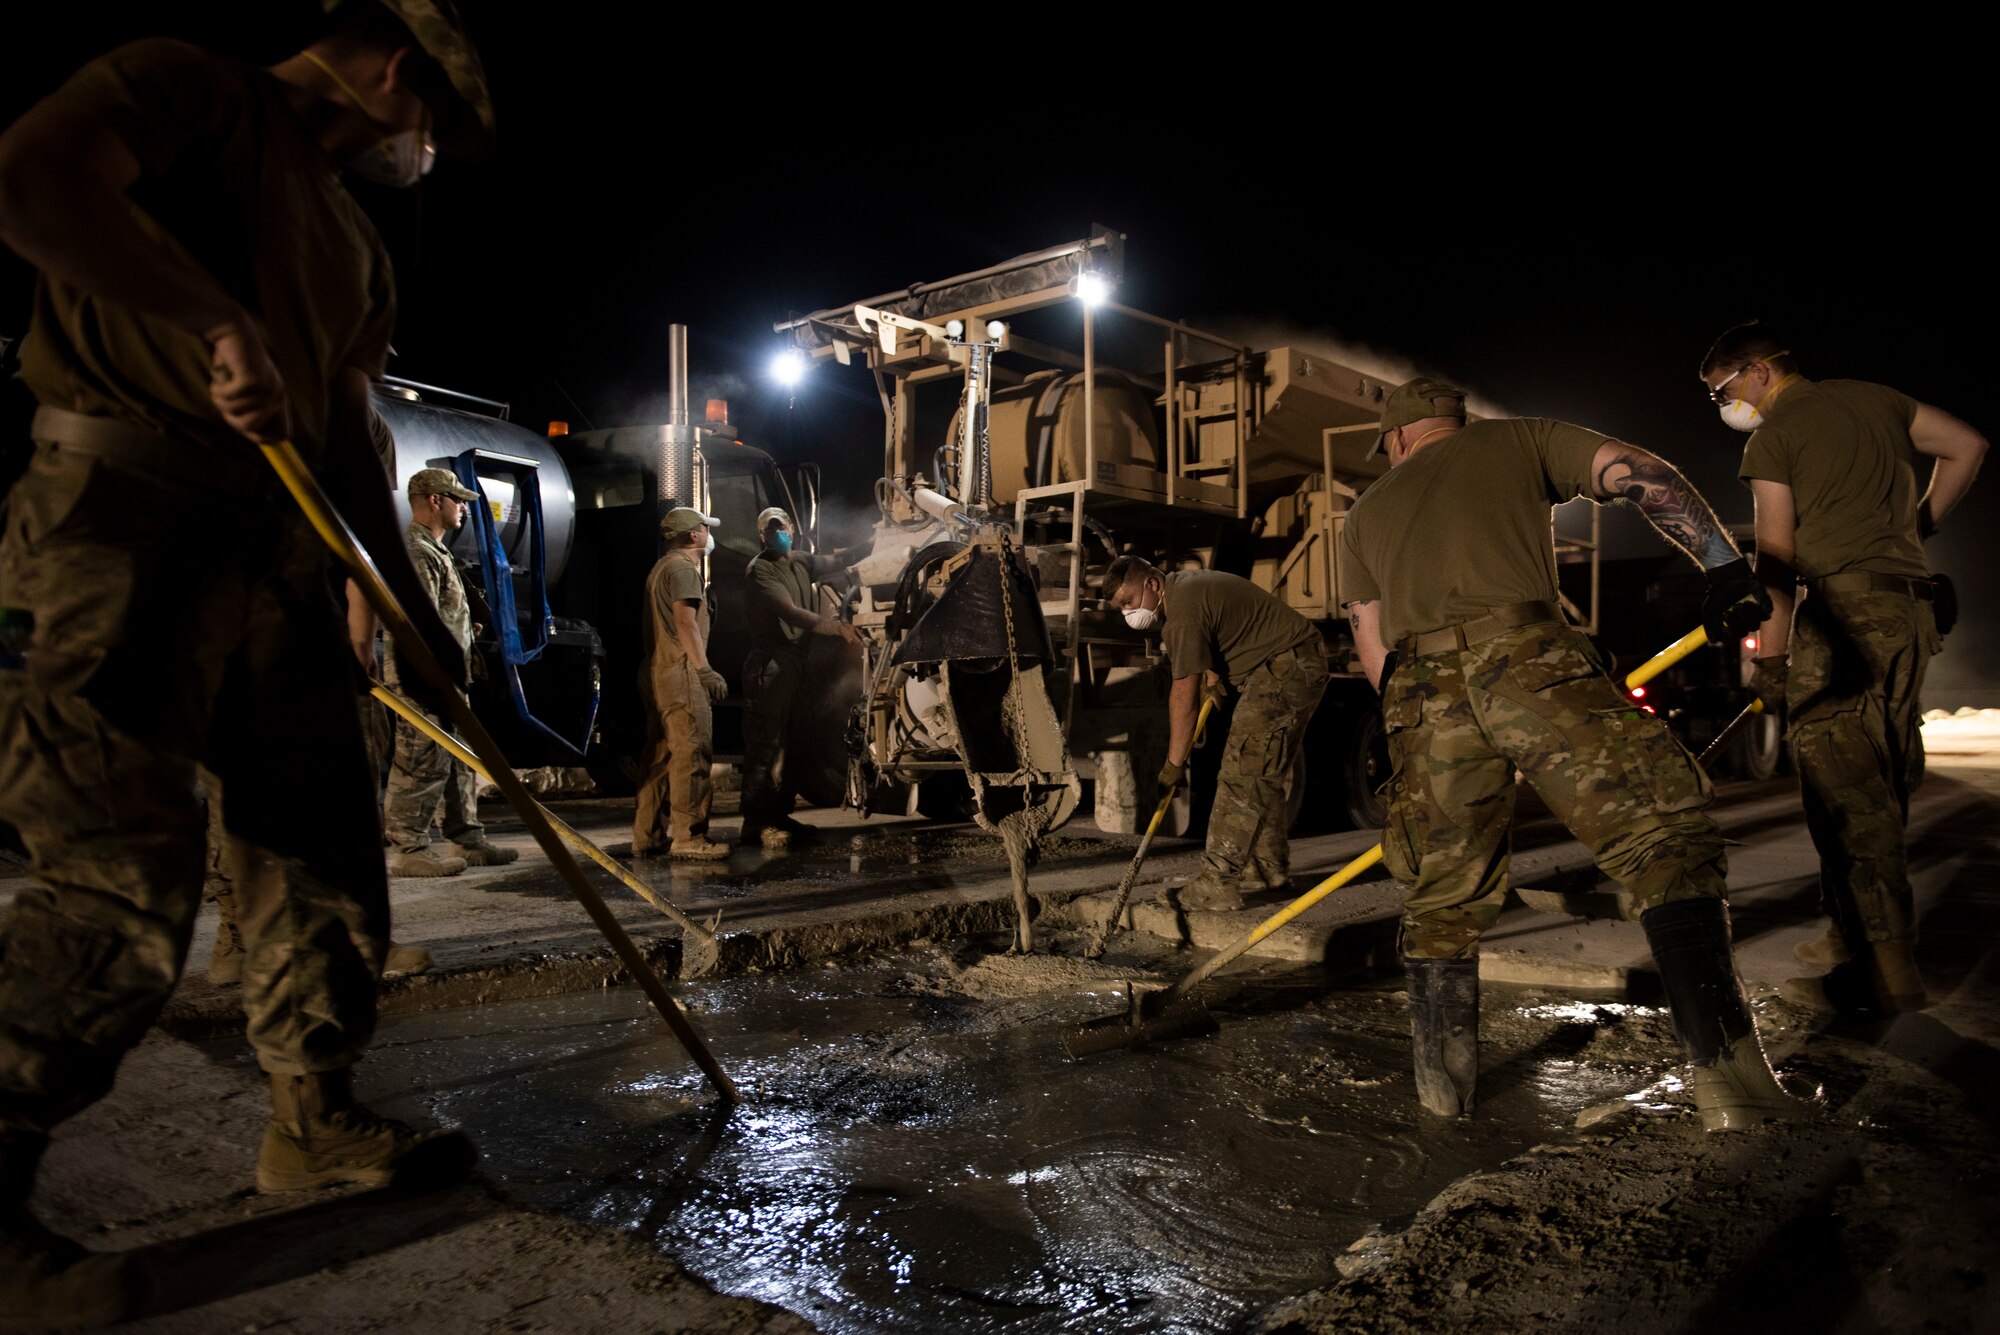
[369,358,856,803]
[772,233,1791,837]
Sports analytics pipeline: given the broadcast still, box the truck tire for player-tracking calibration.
[1340,708,1391,831]
[1728,705,1785,781]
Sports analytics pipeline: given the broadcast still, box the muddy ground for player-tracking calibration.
[12,761,2000,1333]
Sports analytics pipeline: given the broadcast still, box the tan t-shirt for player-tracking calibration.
[643,550,709,680]
[1159,570,1319,686]
[1338,418,1604,647]
[17,40,396,464]
[1737,379,1927,580]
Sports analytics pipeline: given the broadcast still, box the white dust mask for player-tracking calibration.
[349,129,434,188]
[1718,398,1765,432]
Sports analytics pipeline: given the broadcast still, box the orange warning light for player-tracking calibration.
[705,399,729,423]
[546,420,569,438]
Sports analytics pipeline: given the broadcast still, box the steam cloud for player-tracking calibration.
[1203,318,1516,420]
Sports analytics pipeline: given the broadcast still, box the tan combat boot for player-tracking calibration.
[1,1131,150,1327]
[446,839,519,867]
[257,1069,476,1194]
[669,837,731,861]
[1173,872,1247,913]
[382,942,435,979]
[387,849,468,878]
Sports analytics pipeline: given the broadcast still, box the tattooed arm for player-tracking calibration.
[1349,600,1389,693]
[1590,441,1741,570]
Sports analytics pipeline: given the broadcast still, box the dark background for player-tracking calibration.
[6,5,1992,703]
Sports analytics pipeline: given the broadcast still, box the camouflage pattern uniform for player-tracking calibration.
[0,450,390,1133]
[1202,646,1328,891]
[1788,585,1940,945]
[1382,621,1729,959]
[382,520,483,853]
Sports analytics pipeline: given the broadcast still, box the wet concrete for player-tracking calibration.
[197,937,1691,1334]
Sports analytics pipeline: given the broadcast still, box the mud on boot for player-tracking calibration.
[446,839,518,867]
[258,1069,477,1194]
[1641,897,1813,1132]
[1173,873,1248,913]
[1406,956,1479,1117]
[2,1133,151,1329]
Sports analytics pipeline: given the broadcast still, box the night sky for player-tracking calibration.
[5,5,1992,701]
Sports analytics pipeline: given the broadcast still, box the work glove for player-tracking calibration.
[1157,759,1186,792]
[699,666,729,702]
[1701,558,1773,643]
[1749,655,1788,713]
[1199,681,1228,713]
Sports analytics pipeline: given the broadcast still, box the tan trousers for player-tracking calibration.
[633,661,712,851]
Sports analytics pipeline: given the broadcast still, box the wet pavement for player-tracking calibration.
[198,942,1686,1335]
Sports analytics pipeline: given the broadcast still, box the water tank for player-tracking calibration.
[373,389,578,584]
[951,368,1162,504]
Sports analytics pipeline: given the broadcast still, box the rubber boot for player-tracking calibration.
[1,1131,151,1328]
[1641,897,1811,1132]
[1406,956,1479,1117]
[257,1069,476,1194]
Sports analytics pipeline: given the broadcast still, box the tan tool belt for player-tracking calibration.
[30,404,266,495]
[1400,600,1565,657]
[1809,571,1934,601]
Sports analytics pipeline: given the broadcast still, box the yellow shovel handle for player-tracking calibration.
[1622,625,1709,692]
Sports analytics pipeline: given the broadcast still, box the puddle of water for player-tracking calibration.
[206,954,1662,1334]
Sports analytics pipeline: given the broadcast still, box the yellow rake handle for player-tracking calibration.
[1166,843,1385,1004]
[261,440,739,1105]
[1622,625,1709,692]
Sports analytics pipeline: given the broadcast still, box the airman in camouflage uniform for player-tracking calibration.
[1342,377,1803,1133]
[1700,322,1988,1015]
[381,467,518,875]
[0,2,492,1319]
[1102,559,1328,912]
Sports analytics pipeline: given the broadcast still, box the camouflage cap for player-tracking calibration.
[408,467,478,501]
[1370,376,1468,457]
[327,0,496,157]
[755,506,792,531]
[661,506,721,537]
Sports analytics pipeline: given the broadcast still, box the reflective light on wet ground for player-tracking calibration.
[314,951,1681,1334]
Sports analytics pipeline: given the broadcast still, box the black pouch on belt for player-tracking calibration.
[1932,573,1958,636]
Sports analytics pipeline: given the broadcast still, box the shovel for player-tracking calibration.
[1082,694,1217,960]
[1062,624,1722,1060]
[1063,844,1385,1058]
